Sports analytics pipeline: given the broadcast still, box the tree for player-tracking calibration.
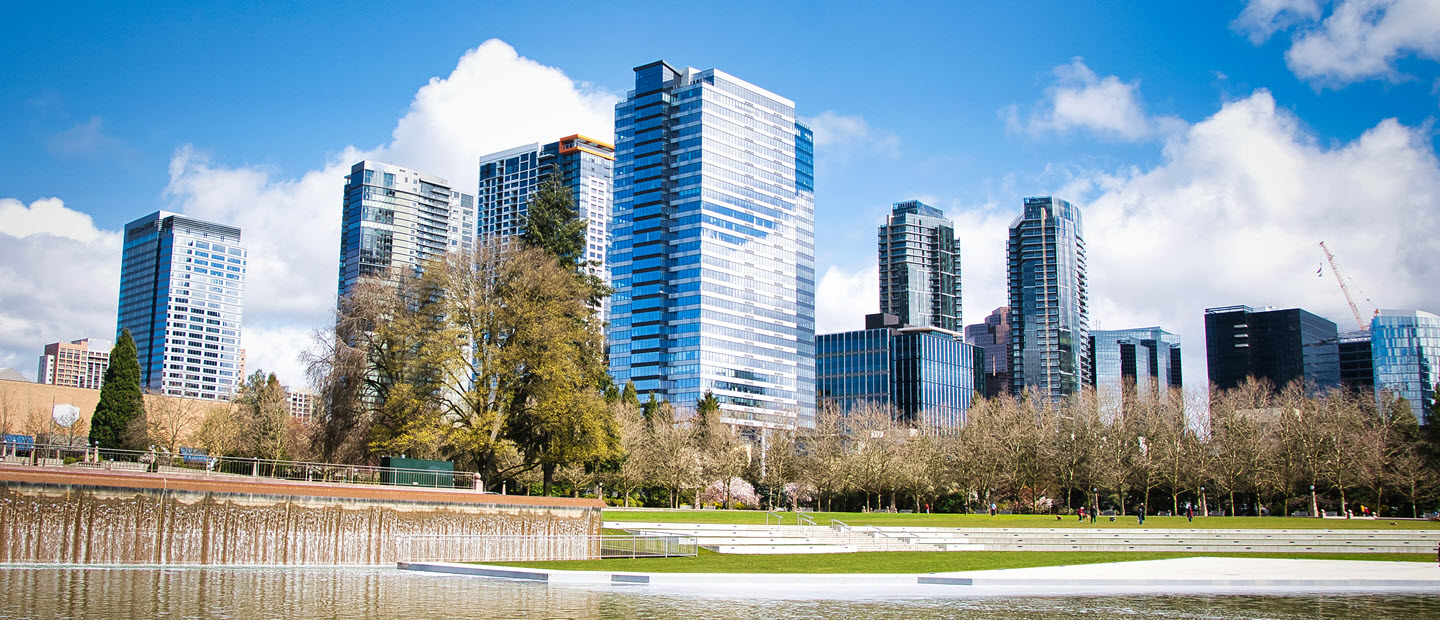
[233,371,293,460]
[621,381,641,407]
[693,392,749,509]
[521,173,587,265]
[90,329,145,450]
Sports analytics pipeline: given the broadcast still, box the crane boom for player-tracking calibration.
[1319,241,1366,330]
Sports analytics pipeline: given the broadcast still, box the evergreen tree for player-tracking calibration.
[621,380,640,407]
[89,329,145,450]
[521,173,587,265]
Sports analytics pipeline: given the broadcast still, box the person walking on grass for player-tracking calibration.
[1137,503,1146,526]
[1187,503,1194,523]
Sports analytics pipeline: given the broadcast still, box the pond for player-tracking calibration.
[0,567,1435,619]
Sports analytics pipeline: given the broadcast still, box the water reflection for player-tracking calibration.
[0,567,1435,619]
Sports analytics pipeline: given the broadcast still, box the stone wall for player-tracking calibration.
[0,467,603,566]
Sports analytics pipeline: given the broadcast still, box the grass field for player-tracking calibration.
[602,510,1440,530]
[492,549,1435,573]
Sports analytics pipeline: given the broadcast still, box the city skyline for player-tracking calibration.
[3,3,1440,395]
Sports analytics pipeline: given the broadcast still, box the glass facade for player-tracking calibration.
[1204,305,1339,394]
[817,323,980,429]
[964,306,1011,398]
[1088,327,1181,412]
[1370,310,1440,421]
[878,200,961,331]
[477,135,614,279]
[118,211,245,400]
[338,161,475,299]
[607,61,816,429]
[1007,196,1088,402]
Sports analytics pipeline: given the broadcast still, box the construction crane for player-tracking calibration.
[1318,241,1376,330]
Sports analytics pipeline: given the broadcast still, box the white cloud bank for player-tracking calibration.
[0,40,618,386]
[1005,58,1186,142]
[801,111,902,160]
[1234,0,1440,87]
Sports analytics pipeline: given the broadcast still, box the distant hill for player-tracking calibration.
[0,367,31,382]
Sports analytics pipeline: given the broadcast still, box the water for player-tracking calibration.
[1,567,1436,619]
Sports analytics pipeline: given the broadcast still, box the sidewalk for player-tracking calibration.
[400,556,1440,597]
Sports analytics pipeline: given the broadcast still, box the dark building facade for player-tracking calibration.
[1088,328,1182,412]
[818,314,982,429]
[878,200,962,331]
[1204,305,1339,393]
[1337,329,1374,394]
[964,306,1011,398]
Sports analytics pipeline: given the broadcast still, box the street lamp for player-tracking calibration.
[1199,486,1207,517]
[1091,487,1098,520]
[1310,485,1318,518]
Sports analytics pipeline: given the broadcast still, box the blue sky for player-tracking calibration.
[3,1,1440,391]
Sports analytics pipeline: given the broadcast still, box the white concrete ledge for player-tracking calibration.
[398,557,1440,596]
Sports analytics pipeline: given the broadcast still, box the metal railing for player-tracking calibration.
[0,440,482,490]
[396,534,697,562]
[830,519,850,531]
[796,512,816,526]
[765,511,785,526]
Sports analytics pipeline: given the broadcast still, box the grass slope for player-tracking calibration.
[603,510,1440,530]
[493,549,1434,574]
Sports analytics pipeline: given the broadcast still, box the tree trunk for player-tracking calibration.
[1172,492,1179,516]
[542,463,555,496]
[1229,491,1236,517]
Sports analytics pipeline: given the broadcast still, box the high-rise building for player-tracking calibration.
[1336,329,1374,394]
[478,136,614,278]
[1089,327,1182,411]
[37,338,111,390]
[1204,305,1339,393]
[607,60,816,430]
[118,212,245,400]
[1007,196,1088,401]
[1370,309,1440,422]
[338,161,475,299]
[817,313,981,429]
[285,387,319,423]
[964,307,1011,398]
[878,200,962,331]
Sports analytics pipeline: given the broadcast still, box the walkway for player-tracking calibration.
[399,557,1440,596]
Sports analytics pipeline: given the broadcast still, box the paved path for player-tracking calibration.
[400,557,1440,597]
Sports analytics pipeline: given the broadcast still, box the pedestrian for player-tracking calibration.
[1187,504,1194,523]
[990,501,997,516]
[1078,506,1086,522]
[1090,506,1097,523]
[1137,503,1146,526]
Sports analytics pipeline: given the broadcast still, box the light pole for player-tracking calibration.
[1092,487,1098,520]
[1199,486,1207,517]
[1310,485,1319,518]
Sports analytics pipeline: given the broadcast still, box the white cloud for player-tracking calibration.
[1236,0,1440,86]
[815,265,878,334]
[0,198,122,372]
[1069,89,1440,391]
[1006,58,1185,142]
[801,111,901,161]
[45,116,129,160]
[1232,0,1323,44]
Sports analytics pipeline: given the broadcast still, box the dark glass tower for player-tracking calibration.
[1204,305,1339,393]
[606,61,816,430]
[878,200,962,331]
[1006,196,1088,401]
[817,314,981,429]
[964,306,1011,398]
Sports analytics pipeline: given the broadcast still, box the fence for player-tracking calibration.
[0,440,480,490]
[396,534,697,563]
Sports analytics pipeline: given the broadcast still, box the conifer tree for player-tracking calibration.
[89,329,145,450]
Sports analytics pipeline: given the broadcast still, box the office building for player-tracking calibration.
[607,60,816,430]
[817,313,982,429]
[285,387,319,423]
[1006,196,1089,401]
[964,306,1011,398]
[118,211,245,400]
[1370,309,1440,422]
[478,136,614,278]
[878,200,962,331]
[1204,305,1339,393]
[338,161,475,299]
[37,339,110,390]
[1337,329,1374,394]
[1089,327,1181,411]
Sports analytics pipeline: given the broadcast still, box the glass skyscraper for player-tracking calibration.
[1204,305,1339,394]
[118,211,245,400]
[817,314,981,429]
[1370,309,1440,421]
[477,135,614,278]
[1006,196,1088,401]
[964,306,1011,398]
[338,161,475,299]
[878,200,962,331]
[607,60,816,430]
[1088,327,1181,412]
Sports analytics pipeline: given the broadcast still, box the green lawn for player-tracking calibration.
[602,510,1440,530]
[492,549,1435,574]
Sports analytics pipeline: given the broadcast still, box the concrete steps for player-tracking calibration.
[606,521,1440,555]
